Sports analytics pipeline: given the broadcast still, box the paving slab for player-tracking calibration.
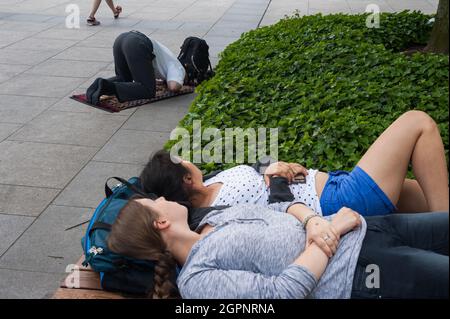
[203,35,241,47]
[6,38,78,52]
[172,11,228,23]
[0,95,57,124]
[9,0,68,12]
[8,110,128,147]
[0,269,63,299]
[0,185,60,217]
[0,141,97,189]
[0,214,34,256]
[0,12,13,19]
[0,48,61,66]
[25,59,109,78]
[0,123,21,141]
[0,30,36,49]
[0,74,86,98]
[53,46,113,62]
[132,20,184,31]
[126,10,180,21]
[226,6,268,16]
[220,13,262,24]
[0,205,92,274]
[93,129,169,165]
[229,3,268,13]
[0,20,59,32]
[122,94,194,132]
[53,161,144,209]
[35,28,100,41]
[177,22,213,34]
[4,13,55,22]
[0,64,29,84]
[207,25,256,38]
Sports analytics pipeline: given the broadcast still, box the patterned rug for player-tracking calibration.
[70,84,195,113]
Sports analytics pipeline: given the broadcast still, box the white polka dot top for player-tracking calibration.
[203,165,323,214]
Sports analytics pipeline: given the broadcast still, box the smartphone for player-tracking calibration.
[292,173,306,184]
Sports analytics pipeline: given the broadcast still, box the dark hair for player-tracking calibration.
[140,150,190,203]
[107,199,180,299]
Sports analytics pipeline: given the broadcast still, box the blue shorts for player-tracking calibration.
[320,166,396,216]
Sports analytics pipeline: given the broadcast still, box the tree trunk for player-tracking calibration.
[424,0,449,54]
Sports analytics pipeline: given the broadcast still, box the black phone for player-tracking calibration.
[292,173,306,184]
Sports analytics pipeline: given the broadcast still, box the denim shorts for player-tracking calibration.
[320,166,396,216]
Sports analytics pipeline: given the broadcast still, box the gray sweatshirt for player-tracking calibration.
[177,203,367,299]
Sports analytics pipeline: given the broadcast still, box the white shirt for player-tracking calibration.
[203,165,323,214]
[150,39,186,85]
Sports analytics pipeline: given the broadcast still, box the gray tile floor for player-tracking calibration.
[0,0,438,299]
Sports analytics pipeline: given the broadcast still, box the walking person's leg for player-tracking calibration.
[104,0,122,18]
[87,0,102,25]
[356,111,449,212]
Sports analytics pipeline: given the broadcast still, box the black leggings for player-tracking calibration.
[109,31,156,102]
[351,212,448,299]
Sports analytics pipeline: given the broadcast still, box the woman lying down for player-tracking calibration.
[138,110,449,260]
[141,110,449,218]
[108,196,448,299]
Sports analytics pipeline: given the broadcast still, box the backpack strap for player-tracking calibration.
[89,221,112,235]
[105,176,150,198]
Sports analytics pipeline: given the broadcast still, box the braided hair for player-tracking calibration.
[152,250,179,299]
[108,199,180,299]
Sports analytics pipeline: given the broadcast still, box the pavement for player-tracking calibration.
[0,0,438,299]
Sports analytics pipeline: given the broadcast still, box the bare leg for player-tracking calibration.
[105,0,117,13]
[397,179,429,213]
[89,0,102,18]
[357,111,449,212]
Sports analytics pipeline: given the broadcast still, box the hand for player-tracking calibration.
[331,207,362,236]
[264,162,308,186]
[305,216,340,258]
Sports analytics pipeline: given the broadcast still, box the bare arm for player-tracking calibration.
[290,205,362,280]
[286,202,316,222]
[294,242,330,280]
[287,203,340,257]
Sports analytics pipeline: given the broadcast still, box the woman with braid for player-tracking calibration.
[107,196,448,299]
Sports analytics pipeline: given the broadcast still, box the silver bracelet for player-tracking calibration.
[302,214,321,230]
